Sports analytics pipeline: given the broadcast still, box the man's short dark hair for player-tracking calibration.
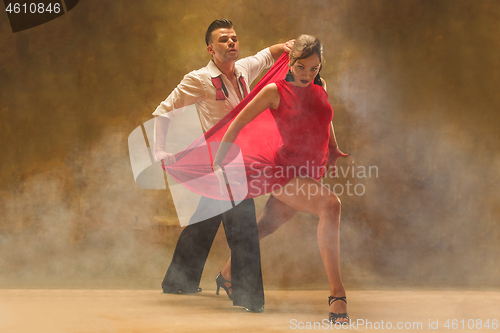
[205,19,233,46]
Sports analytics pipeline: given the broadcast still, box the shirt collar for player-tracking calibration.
[207,60,243,79]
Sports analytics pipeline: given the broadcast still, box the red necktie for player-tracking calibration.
[239,77,248,98]
[211,77,228,100]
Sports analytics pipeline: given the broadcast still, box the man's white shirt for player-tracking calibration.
[152,48,274,132]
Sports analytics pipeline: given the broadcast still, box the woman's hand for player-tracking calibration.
[325,147,349,178]
[213,163,228,196]
[213,163,242,196]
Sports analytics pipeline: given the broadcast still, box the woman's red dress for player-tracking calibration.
[164,54,333,200]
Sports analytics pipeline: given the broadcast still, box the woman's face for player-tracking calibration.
[289,53,321,87]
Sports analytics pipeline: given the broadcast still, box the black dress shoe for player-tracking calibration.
[245,304,264,313]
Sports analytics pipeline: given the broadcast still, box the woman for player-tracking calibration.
[213,35,350,324]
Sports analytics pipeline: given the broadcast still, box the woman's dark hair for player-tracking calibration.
[289,34,324,67]
[205,19,233,46]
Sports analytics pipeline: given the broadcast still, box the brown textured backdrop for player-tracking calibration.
[0,0,499,290]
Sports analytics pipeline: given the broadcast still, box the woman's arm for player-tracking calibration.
[328,122,340,150]
[320,78,348,175]
[326,122,349,177]
[213,83,280,168]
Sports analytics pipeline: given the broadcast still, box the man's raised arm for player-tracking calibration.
[269,39,295,61]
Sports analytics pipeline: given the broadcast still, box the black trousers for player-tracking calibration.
[161,198,264,307]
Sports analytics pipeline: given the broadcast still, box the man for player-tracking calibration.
[153,18,292,312]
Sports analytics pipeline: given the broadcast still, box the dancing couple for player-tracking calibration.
[153,19,349,323]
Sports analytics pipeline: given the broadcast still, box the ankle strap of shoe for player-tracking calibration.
[328,296,347,306]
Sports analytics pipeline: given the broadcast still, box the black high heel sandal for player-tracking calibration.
[215,272,232,301]
[328,296,349,324]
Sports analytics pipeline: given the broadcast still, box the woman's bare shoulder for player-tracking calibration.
[259,83,280,109]
[263,82,278,93]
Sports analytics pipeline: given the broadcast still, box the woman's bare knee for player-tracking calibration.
[257,220,277,239]
[318,194,341,218]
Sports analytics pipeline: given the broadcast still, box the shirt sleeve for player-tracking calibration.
[152,70,207,118]
[236,47,275,85]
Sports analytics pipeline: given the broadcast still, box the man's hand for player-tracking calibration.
[270,40,296,60]
[155,150,176,166]
[325,147,349,178]
[284,39,295,53]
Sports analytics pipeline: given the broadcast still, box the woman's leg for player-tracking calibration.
[220,195,297,286]
[270,177,347,320]
[257,195,299,239]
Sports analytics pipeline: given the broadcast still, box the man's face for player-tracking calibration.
[207,28,239,63]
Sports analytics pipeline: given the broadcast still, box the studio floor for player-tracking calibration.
[0,289,499,333]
